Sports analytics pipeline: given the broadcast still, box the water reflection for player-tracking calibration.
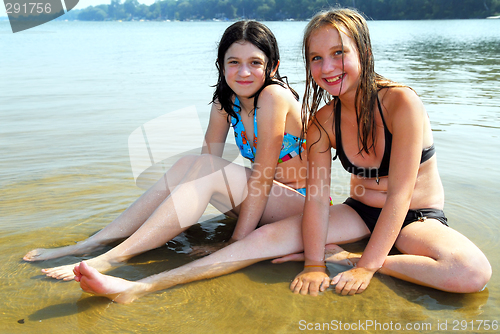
[372,20,500,111]
[381,276,490,316]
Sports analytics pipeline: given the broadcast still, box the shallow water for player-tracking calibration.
[1,19,499,333]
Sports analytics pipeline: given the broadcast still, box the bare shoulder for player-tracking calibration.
[307,102,335,149]
[258,84,300,124]
[210,99,228,116]
[259,83,297,104]
[211,98,222,111]
[379,86,427,126]
[380,86,424,113]
[315,102,335,123]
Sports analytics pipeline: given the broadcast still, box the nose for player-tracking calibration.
[239,64,251,77]
[322,57,336,74]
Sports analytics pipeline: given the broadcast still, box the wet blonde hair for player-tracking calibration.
[302,8,403,154]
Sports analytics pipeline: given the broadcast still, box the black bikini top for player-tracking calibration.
[333,98,435,183]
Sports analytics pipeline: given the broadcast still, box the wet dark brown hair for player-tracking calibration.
[212,20,298,120]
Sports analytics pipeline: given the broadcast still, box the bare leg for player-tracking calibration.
[73,215,307,303]
[283,205,491,294]
[73,204,489,302]
[24,155,201,262]
[74,262,139,302]
[42,155,307,280]
[380,219,491,293]
[271,244,360,267]
[278,205,491,294]
[72,207,369,303]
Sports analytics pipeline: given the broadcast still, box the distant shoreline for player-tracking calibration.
[2,16,499,23]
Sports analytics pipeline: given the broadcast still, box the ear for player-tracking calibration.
[270,60,280,77]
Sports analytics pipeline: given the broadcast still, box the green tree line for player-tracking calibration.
[71,0,500,21]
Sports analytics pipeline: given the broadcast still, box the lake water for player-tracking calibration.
[1,18,499,333]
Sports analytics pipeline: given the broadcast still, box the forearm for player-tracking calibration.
[357,196,410,270]
[302,199,330,266]
[202,140,226,157]
[301,139,332,267]
[231,177,273,240]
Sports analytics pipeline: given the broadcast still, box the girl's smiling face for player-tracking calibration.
[223,41,269,99]
[307,25,361,99]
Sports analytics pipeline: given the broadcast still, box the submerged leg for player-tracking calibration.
[73,205,369,303]
[42,155,306,280]
[271,244,359,267]
[23,155,200,262]
[75,205,492,302]
[74,215,306,303]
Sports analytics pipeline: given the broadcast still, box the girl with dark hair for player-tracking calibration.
[25,20,310,281]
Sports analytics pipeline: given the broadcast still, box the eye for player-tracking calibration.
[311,55,322,62]
[334,50,344,56]
[252,60,265,66]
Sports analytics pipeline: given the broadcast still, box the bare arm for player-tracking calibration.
[290,105,333,295]
[202,101,230,157]
[332,88,427,294]
[230,87,291,241]
[358,88,424,269]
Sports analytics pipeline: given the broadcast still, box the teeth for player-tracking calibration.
[326,74,343,83]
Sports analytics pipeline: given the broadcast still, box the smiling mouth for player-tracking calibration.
[325,74,344,83]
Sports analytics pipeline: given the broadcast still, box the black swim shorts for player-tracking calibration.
[343,197,448,233]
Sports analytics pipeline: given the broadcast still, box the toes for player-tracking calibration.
[41,266,76,280]
[23,250,41,261]
[79,261,94,276]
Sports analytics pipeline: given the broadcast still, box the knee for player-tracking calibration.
[171,154,199,171]
[246,223,281,245]
[164,155,199,181]
[170,154,218,181]
[464,255,492,293]
[445,250,492,293]
[192,154,223,174]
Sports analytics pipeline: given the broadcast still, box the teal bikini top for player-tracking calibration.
[231,97,305,164]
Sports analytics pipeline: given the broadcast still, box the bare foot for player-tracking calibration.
[271,244,360,267]
[23,241,100,262]
[74,262,147,304]
[324,244,360,267]
[41,255,118,281]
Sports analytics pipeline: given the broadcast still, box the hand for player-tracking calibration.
[330,267,377,295]
[290,268,330,296]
